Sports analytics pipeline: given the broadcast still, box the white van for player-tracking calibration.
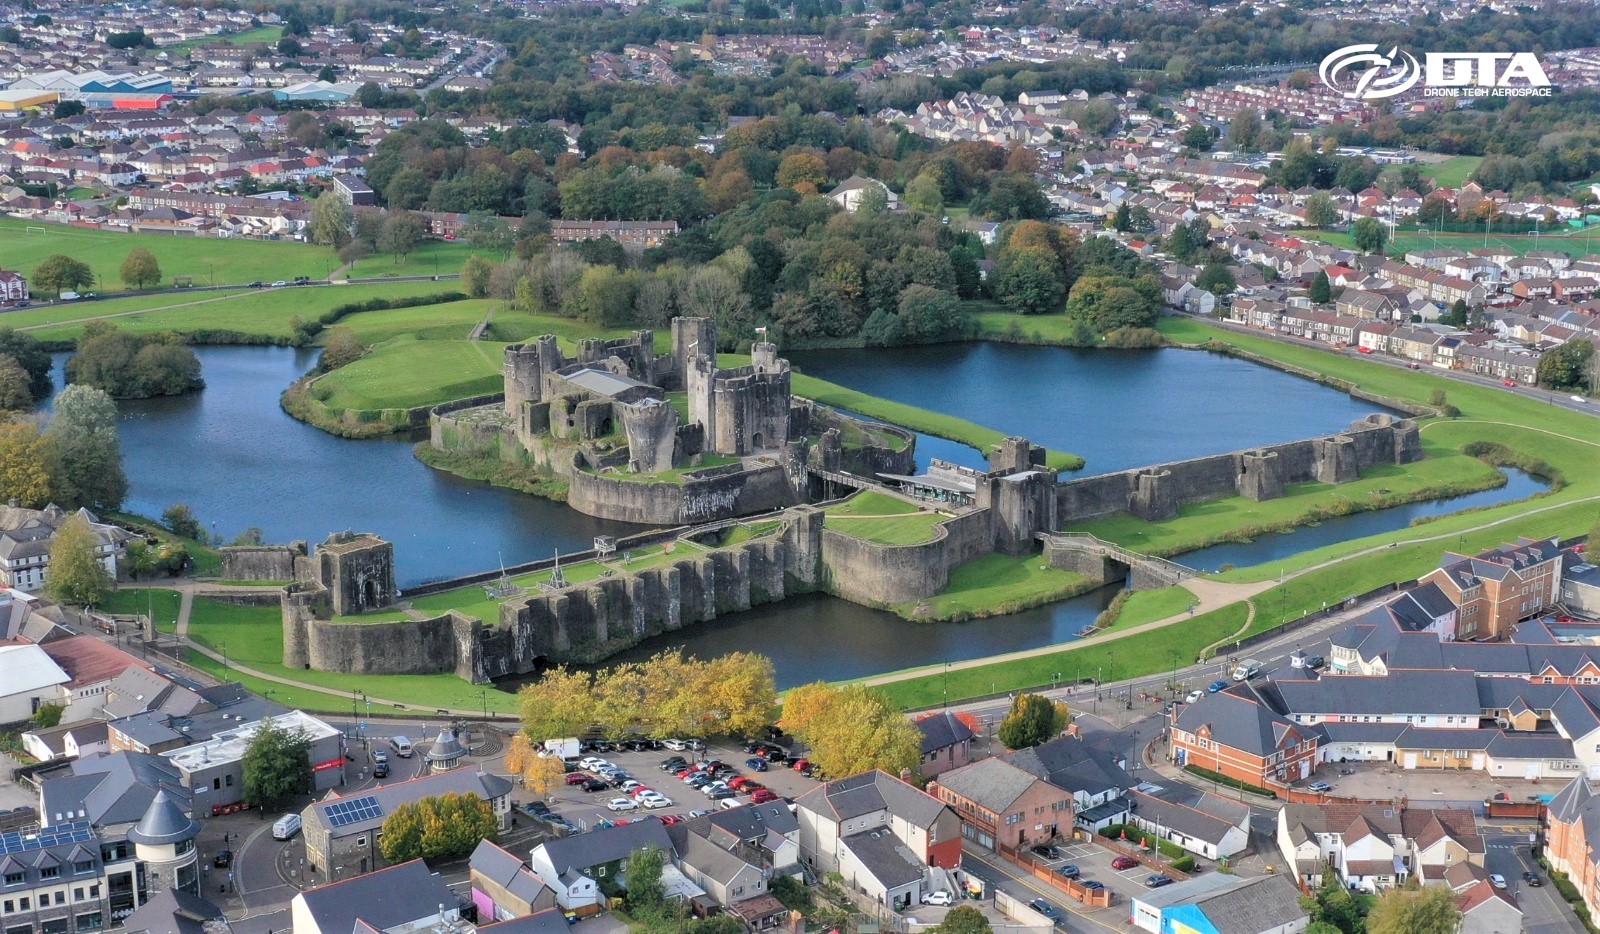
[390,736,414,758]
[272,813,302,840]
[717,798,745,810]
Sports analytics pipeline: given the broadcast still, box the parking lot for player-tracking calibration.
[520,738,825,831]
[1025,839,1185,916]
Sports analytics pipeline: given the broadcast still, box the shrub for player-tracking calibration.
[1171,855,1196,872]
[1182,764,1277,797]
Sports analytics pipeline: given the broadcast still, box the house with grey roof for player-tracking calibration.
[914,711,974,778]
[1005,732,1134,829]
[1544,779,1600,923]
[302,767,514,884]
[928,757,1074,850]
[39,749,193,831]
[1127,789,1249,860]
[528,819,674,912]
[1277,802,1481,892]
[291,859,459,934]
[794,770,959,909]
[474,909,574,934]
[118,888,227,934]
[0,504,131,593]
[1170,682,1319,788]
[469,840,555,922]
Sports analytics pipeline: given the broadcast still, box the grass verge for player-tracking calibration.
[98,588,182,633]
[896,553,1097,622]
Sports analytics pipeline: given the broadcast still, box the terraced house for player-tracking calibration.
[1169,682,1320,787]
[1420,537,1564,640]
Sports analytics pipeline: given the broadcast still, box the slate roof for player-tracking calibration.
[469,840,548,906]
[539,817,674,875]
[116,887,224,934]
[1006,733,1133,796]
[840,828,925,890]
[1129,790,1242,846]
[1172,682,1305,758]
[126,790,201,845]
[295,860,455,934]
[794,770,946,829]
[40,749,189,827]
[934,758,1044,813]
[915,711,974,756]
[1191,875,1308,931]
[476,909,573,934]
[1273,670,1481,717]
[308,769,513,840]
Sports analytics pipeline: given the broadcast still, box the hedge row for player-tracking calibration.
[1182,764,1278,798]
[292,291,468,343]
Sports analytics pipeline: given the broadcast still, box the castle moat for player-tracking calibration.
[51,344,1547,685]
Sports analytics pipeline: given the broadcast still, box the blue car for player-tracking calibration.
[745,757,769,772]
[1207,679,1229,693]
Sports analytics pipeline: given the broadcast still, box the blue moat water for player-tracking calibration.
[47,344,1545,686]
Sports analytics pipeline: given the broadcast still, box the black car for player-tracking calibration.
[1523,871,1542,886]
[373,761,388,778]
[661,758,688,771]
[1031,844,1062,861]
[1026,898,1059,919]
[1056,864,1080,879]
[522,801,552,816]
[581,779,608,792]
[213,850,233,869]
[1145,874,1174,888]
[1081,880,1106,892]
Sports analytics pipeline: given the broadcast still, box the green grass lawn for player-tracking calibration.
[106,511,224,576]
[316,336,506,411]
[0,217,335,295]
[789,369,1083,471]
[166,25,283,52]
[97,588,183,633]
[343,240,483,281]
[1417,155,1483,188]
[184,597,521,712]
[899,553,1094,621]
[870,601,1250,709]
[822,491,947,545]
[1099,585,1196,634]
[331,300,503,345]
[19,282,457,343]
[1068,436,1507,558]
[1297,227,1600,259]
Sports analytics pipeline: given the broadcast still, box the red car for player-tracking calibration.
[728,776,753,789]
[564,772,591,785]
[1112,856,1140,870]
[660,814,683,826]
[792,759,810,772]
[749,789,778,804]
[740,782,765,794]
[1504,379,1516,387]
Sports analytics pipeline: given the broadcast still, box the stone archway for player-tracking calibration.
[363,578,378,608]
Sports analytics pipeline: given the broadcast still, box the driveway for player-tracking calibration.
[1306,760,1549,807]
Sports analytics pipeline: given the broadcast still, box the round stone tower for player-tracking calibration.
[125,790,202,897]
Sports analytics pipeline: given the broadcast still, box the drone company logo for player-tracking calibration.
[1320,44,1553,100]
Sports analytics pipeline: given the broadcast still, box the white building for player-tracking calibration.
[0,643,70,722]
[0,504,132,593]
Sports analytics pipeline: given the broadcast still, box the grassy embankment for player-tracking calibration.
[897,553,1097,622]
[182,597,522,713]
[822,491,946,545]
[1301,226,1600,259]
[1418,155,1483,188]
[106,511,225,576]
[867,314,1600,707]
[0,216,337,295]
[97,588,183,633]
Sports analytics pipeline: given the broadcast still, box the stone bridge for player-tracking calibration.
[805,465,881,497]
[1037,532,1200,590]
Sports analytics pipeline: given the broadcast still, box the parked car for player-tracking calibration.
[579,757,611,771]
[1308,780,1333,793]
[663,739,688,750]
[660,814,683,826]
[686,738,704,750]
[1112,856,1140,870]
[1145,874,1174,888]
[661,757,688,771]
[522,801,551,816]
[1056,864,1079,879]
[920,891,954,907]
[1489,874,1507,889]
[1080,880,1105,892]
[213,850,233,869]
[1523,871,1541,886]
[1185,690,1204,704]
[704,787,736,800]
[271,280,288,287]
[688,809,712,818]
[745,757,768,772]
[371,748,388,766]
[1304,654,1325,669]
[565,772,592,786]
[1030,844,1059,860]
[640,794,672,809]
[1027,899,1058,919]
[1207,680,1229,693]
[792,758,810,772]
[750,789,778,804]
[581,779,608,792]
[606,797,638,812]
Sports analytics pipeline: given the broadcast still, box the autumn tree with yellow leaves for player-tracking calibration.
[517,651,776,742]
[781,682,922,779]
[502,733,568,800]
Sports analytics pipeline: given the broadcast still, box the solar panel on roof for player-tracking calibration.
[0,820,93,855]
[324,795,382,828]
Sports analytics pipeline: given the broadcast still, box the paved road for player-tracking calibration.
[1483,832,1587,934]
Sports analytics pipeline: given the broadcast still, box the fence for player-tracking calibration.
[996,844,1114,909]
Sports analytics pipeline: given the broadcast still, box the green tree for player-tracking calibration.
[1303,193,1339,229]
[626,845,667,913]
[775,153,827,191]
[461,255,495,298]
[949,246,982,300]
[1195,263,1236,297]
[1065,275,1161,333]
[0,328,54,401]
[379,793,496,863]
[1310,270,1331,304]
[1443,299,1468,328]
[47,384,126,510]
[1352,216,1388,254]
[162,503,204,540]
[119,248,162,290]
[0,354,33,410]
[45,513,112,606]
[379,212,426,262]
[241,719,311,810]
[997,692,1072,749]
[933,905,992,933]
[319,327,365,371]
[905,172,944,215]
[997,248,1065,316]
[31,704,65,729]
[1538,338,1595,392]
[1112,202,1132,233]
[384,167,432,210]
[66,325,202,399]
[309,191,353,247]
[1365,883,1460,934]
[31,254,94,297]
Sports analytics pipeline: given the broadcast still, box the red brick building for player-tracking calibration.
[1421,537,1564,640]
[1170,682,1320,788]
[929,758,1074,849]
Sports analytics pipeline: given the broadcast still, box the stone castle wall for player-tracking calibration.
[1053,415,1420,524]
[220,543,307,581]
[565,457,800,526]
[819,507,992,607]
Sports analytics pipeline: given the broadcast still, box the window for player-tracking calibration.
[2,876,20,888]
[212,779,221,791]
[2,900,11,913]
[87,888,96,900]
[72,890,81,903]
[224,775,233,787]
[18,899,28,911]
[74,913,102,932]
[356,837,367,848]
[71,864,91,877]
[40,868,58,881]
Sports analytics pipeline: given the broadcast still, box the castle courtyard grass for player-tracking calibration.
[822,491,948,545]
[896,553,1096,621]
[315,336,508,411]
[97,588,183,633]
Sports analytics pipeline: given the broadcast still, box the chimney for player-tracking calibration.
[1065,723,1082,738]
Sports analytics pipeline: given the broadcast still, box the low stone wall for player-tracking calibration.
[566,459,800,526]
[220,543,305,581]
[819,507,992,607]
[195,590,283,607]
